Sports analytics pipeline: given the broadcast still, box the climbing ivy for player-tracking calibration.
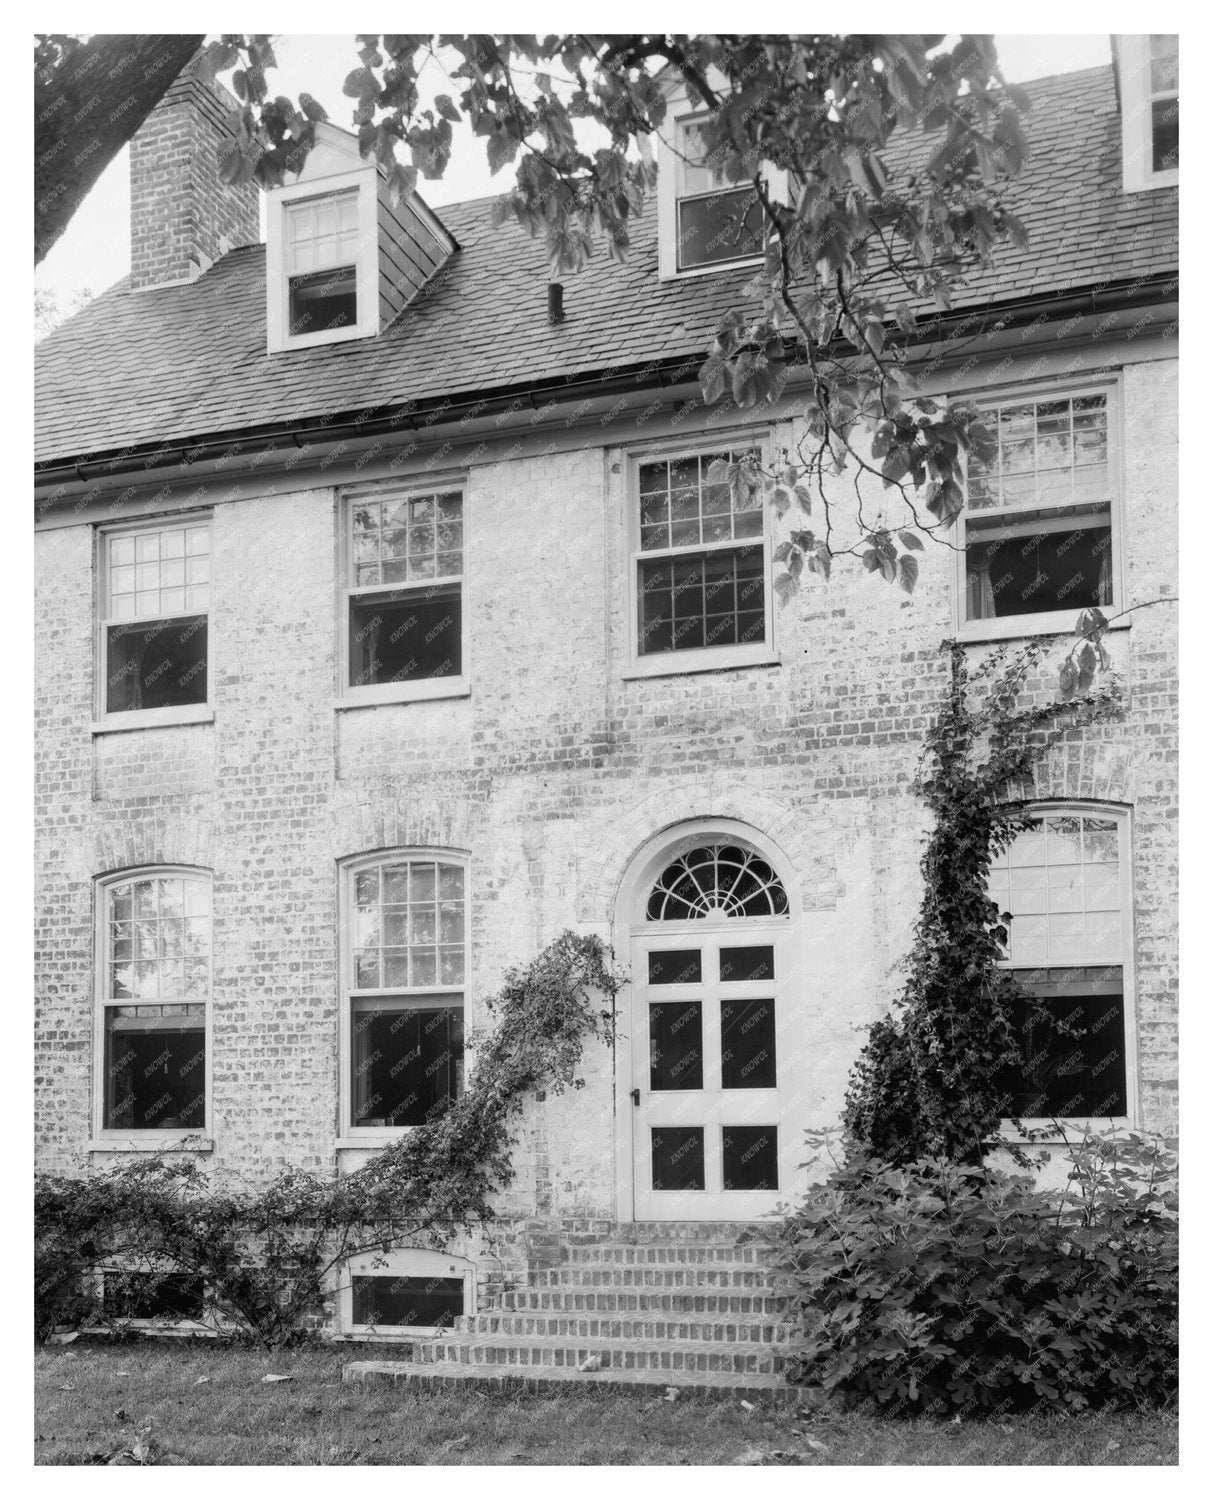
[843,638,1122,1165]
[35,930,623,1345]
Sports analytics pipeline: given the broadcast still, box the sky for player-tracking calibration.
[35,34,1113,307]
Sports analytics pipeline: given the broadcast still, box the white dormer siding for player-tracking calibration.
[1116,34,1179,194]
[266,123,456,353]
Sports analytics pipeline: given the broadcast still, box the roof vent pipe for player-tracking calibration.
[548,282,565,323]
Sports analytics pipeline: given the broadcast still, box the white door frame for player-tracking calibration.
[611,819,802,1223]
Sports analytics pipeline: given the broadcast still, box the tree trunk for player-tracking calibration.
[35,34,205,264]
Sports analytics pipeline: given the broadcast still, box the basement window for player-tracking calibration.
[100,519,210,720]
[103,1270,206,1323]
[340,1249,474,1338]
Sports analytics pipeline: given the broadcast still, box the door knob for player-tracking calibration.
[630,1088,640,1106]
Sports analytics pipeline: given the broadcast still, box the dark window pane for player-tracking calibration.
[994,969,1126,1118]
[677,188,764,270]
[647,950,702,985]
[104,1271,205,1321]
[352,1274,464,1330]
[106,616,207,713]
[103,1008,206,1130]
[288,265,358,336]
[349,584,461,687]
[351,1004,463,1127]
[719,946,774,983]
[966,522,1112,619]
[638,546,765,656]
[722,1125,778,1190]
[720,999,776,1089]
[651,1126,705,1191]
[1151,97,1178,172]
[649,1002,703,1091]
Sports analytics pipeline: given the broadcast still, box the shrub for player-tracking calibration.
[777,1128,1177,1415]
[35,931,622,1345]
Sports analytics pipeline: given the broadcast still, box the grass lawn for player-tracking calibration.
[34,1344,1177,1466]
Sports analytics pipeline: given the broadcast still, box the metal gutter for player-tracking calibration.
[33,270,1177,492]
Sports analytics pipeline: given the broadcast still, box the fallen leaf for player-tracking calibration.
[439,1434,469,1451]
[194,1375,211,1385]
[731,1448,771,1466]
[260,1373,293,1384]
[664,1386,679,1401]
[802,1437,829,1453]
[112,1370,131,1377]
[578,1355,603,1373]
[58,1382,76,1392]
[113,1408,129,1422]
[739,1399,755,1411]
[48,1331,79,1346]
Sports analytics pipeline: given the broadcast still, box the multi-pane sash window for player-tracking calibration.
[1147,35,1179,174]
[676,120,764,271]
[346,856,466,1131]
[99,871,210,1133]
[635,449,768,659]
[102,521,209,714]
[286,191,360,337]
[345,488,465,695]
[962,391,1116,624]
[988,810,1130,1120]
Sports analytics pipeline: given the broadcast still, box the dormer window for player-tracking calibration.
[285,192,360,336]
[1119,34,1179,193]
[266,156,379,353]
[675,119,764,272]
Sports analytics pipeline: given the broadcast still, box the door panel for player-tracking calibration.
[631,926,794,1220]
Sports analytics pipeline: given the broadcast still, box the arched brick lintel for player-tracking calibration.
[1012,739,1137,808]
[577,784,809,925]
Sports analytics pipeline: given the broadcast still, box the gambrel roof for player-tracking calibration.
[34,64,1177,473]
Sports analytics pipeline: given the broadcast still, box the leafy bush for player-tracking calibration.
[844,639,1121,1165]
[777,1128,1177,1415]
[35,931,622,1345]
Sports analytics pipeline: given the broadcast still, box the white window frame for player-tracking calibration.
[337,1247,474,1340]
[92,866,213,1149]
[266,168,378,352]
[93,1258,218,1336]
[658,111,785,281]
[624,436,779,679]
[337,849,471,1146]
[338,480,470,707]
[1119,34,1179,194]
[94,514,214,733]
[993,802,1137,1137]
[953,378,1125,642]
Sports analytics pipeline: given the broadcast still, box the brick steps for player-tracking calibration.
[462,1311,786,1343]
[528,1264,771,1289]
[343,1358,799,1402]
[501,1287,787,1315]
[343,1223,799,1401]
[418,1332,788,1377]
[562,1242,774,1266]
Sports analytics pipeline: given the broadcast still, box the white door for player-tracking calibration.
[630,923,795,1220]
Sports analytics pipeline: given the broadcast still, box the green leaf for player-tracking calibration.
[898,530,925,551]
[699,356,727,405]
[897,554,920,594]
[298,92,328,123]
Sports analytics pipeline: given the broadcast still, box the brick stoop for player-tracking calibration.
[342,1225,803,1402]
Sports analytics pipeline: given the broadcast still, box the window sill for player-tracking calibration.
[88,1136,214,1153]
[995,1117,1132,1145]
[956,615,1132,645]
[336,681,470,710]
[336,1135,412,1150]
[623,649,780,682]
[92,705,214,735]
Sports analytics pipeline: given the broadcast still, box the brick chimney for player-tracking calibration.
[129,65,260,289]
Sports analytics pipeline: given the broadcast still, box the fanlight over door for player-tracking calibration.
[629,839,796,1221]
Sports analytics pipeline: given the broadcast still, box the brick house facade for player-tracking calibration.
[35,47,1177,1336]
